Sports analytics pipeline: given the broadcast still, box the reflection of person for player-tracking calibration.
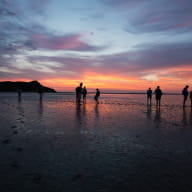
[154,107,161,122]
[182,85,189,107]
[147,87,152,105]
[39,99,43,115]
[76,82,83,104]
[189,90,192,107]
[82,86,87,103]
[146,105,152,119]
[94,89,100,104]
[154,86,163,107]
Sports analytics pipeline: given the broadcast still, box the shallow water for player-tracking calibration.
[0,93,192,192]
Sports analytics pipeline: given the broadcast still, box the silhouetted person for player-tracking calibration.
[154,86,162,107]
[182,85,189,107]
[94,88,100,104]
[38,89,43,100]
[82,86,87,103]
[147,87,152,105]
[17,89,22,101]
[190,90,192,107]
[76,82,83,104]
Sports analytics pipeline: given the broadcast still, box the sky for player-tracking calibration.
[0,0,192,92]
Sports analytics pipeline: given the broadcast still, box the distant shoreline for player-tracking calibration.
[56,92,181,95]
[0,92,181,95]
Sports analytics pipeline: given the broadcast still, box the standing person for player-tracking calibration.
[38,89,43,101]
[82,86,87,103]
[182,85,189,107]
[189,90,192,107]
[147,87,152,105]
[17,89,22,101]
[94,88,100,104]
[155,86,163,107]
[75,82,83,104]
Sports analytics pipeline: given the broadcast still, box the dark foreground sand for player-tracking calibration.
[0,93,192,192]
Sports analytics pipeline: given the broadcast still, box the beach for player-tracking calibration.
[0,93,192,192]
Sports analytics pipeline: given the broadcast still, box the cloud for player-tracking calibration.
[102,0,149,8]
[127,7,192,33]
[21,40,192,81]
[27,0,50,14]
[103,0,192,33]
[99,42,192,73]
[29,33,104,51]
[0,0,104,69]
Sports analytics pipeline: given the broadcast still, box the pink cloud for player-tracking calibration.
[30,33,102,51]
[167,21,192,30]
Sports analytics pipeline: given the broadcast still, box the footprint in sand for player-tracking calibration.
[13,130,18,135]
[11,125,17,129]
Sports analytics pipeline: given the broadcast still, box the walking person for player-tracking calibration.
[82,86,87,103]
[154,86,163,107]
[94,88,100,104]
[75,82,83,104]
[147,87,152,105]
[182,85,189,107]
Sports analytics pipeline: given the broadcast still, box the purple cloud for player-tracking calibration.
[29,33,104,51]
[103,0,192,33]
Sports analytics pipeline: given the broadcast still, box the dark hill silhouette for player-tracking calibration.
[0,80,56,92]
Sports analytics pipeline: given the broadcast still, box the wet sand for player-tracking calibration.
[0,93,192,192]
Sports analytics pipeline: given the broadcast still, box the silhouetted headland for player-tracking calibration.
[0,80,56,92]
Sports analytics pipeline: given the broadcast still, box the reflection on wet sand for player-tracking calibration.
[2,93,192,192]
[95,103,99,119]
[182,107,187,126]
[146,105,152,120]
[154,107,161,128]
[190,108,192,125]
[38,99,43,115]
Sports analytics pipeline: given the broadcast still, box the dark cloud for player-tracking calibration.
[126,7,192,33]
[99,42,192,73]
[103,0,192,33]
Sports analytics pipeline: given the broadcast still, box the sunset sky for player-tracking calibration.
[0,0,192,92]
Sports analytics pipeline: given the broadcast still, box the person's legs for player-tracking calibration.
[83,96,86,103]
[149,96,152,105]
[183,95,187,106]
[156,96,158,106]
[77,93,82,104]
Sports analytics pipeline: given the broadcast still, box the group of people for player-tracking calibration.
[147,85,192,107]
[147,86,163,106]
[75,82,100,105]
